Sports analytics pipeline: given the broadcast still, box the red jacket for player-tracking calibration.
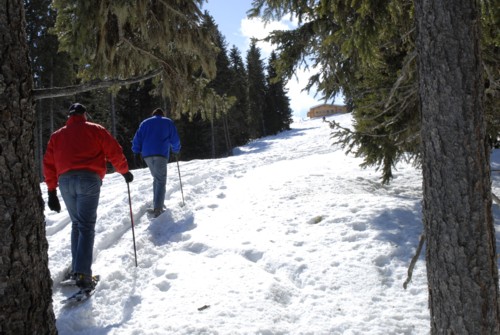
[43,115,129,191]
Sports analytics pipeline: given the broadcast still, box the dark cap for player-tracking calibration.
[68,103,87,115]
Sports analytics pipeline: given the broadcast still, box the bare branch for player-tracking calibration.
[384,51,417,110]
[493,193,500,206]
[33,68,162,100]
[403,233,425,289]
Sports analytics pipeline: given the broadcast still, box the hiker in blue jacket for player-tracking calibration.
[132,108,181,217]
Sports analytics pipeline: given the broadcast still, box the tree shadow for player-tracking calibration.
[368,202,424,262]
[368,198,500,270]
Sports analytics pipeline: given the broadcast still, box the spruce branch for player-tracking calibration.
[329,119,413,139]
[120,37,176,75]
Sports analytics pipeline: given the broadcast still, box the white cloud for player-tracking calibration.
[240,17,291,54]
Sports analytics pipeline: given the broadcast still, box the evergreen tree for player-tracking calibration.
[246,39,268,138]
[249,0,499,183]
[25,0,75,177]
[227,46,250,147]
[204,13,234,158]
[176,113,214,160]
[164,13,237,161]
[51,0,219,115]
[265,51,292,134]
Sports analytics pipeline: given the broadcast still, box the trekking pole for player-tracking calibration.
[126,182,138,267]
[176,155,185,206]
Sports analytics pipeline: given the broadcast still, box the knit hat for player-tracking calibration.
[68,103,87,115]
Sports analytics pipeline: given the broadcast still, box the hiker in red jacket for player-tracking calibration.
[43,103,134,292]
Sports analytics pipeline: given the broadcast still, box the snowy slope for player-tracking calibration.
[43,113,500,335]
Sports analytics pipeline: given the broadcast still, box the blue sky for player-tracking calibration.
[202,0,251,52]
[202,0,344,119]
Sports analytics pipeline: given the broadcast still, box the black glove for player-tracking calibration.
[48,190,61,212]
[172,151,180,160]
[122,171,134,183]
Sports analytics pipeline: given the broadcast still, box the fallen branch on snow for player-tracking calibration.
[403,233,425,290]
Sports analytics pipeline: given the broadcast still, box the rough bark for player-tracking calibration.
[416,0,500,333]
[0,1,57,334]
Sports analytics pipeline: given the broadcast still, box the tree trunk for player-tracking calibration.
[415,0,500,333]
[49,68,54,133]
[38,102,44,179]
[110,93,117,137]
[0,2,57,334]
[211,108,216,158]
[223,115,232,157]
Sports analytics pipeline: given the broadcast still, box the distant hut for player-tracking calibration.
[307,104,347,119]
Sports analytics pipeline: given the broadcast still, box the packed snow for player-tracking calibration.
[43,113,500,335]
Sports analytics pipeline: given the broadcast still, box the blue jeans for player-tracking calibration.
[58,171,102,276]
[144,156,168,210]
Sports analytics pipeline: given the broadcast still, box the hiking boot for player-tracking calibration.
[63,271,76,281]
[76,273,96,292]
[153,208,163,218]
[61,271,77,285]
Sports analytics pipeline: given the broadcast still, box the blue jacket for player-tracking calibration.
[132,115,181,159]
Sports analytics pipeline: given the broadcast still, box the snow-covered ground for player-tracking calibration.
[43,113,500,335]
